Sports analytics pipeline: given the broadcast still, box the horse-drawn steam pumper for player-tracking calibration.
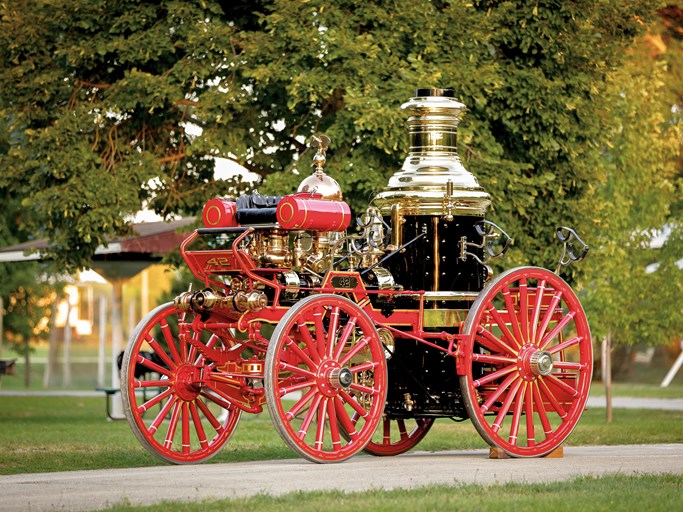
[121,88,592,464]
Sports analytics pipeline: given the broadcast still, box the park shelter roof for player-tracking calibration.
[0,218,196,263]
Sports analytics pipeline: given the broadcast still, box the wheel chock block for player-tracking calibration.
[488,447,509,459]
[488,445,564,459]
[543,445,564,458]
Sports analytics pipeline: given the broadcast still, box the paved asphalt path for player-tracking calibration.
[1,444,682,512]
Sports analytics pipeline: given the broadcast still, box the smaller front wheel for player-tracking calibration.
[265,294,388,463]
[121,302,242,464]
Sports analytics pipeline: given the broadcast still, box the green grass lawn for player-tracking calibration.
[2,395,681,512]
[1,395,681,475]
[100,475,683,512]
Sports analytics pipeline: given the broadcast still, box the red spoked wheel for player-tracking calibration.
[121,302,242,464]
[361,416,434,456]
[459,267,592,457]
[264,294,387,463]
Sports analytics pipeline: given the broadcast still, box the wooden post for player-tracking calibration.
[0,296,4,359]
[602,332,612,423]
[97,296,106,388]
[661,339,683,387]
[43,296,60,388]
[63,300,72,388]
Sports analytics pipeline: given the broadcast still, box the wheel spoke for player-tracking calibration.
[487,306,520,350]
[148,395,177,435]
[161,320,182,365]
[327,397,342,450]
[532,381,554,436]
[313,307,326,360]
[544,373,579,398]
[334,396,358,440]
[137,387,173,413]
[181,402,191,454]
[552,361,584,371]
[547,336,581,355]
[200,388,236,410]
[476,326,516,357]
[472,353,516,365]
[534,291,563,344]
[473,363,517,388]
[146,335,177,370]
[480,371,519,413]
[492,377,523,433]
[195,396,223,431]
[540,311,576,351]
[278,379,316,397]
[349,382,379,396]
[135,354,172,378]
[502,288,524,348]
[189,401,209,450]
[333,315,358,361]
[282,336,317,370]
[325,306,341,359]
[530,280,546,344]
[279,361,317,379]
[164,401,182,449]
[298,393,323,440]
[297,321,322,364]
[537,377,568,419]
[524,382,535,446]
[285,387,317,421]
[518,279,529,344]
[508,382,527,445]
[339,389,370,418]
[349,361,378,373]
[314,398,328,450]
[339,336,370,367]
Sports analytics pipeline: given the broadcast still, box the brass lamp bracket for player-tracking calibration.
[459,220,513,265]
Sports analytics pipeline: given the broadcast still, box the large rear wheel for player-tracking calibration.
[459,267,592,457]
[361,416,434,456]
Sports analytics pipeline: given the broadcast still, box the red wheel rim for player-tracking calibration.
[121,303,241,464]
[460,267,592,457]
[361,416,434,456]
[265,294,387,463]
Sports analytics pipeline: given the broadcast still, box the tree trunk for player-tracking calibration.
[43,295,61,388]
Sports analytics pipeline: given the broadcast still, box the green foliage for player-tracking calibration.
[1,0,680,346]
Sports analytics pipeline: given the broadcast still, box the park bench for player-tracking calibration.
[0,359,17,376]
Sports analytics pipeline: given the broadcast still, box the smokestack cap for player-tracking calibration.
[414,88,454,98]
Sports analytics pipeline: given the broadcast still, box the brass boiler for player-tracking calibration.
[374,88,491,315]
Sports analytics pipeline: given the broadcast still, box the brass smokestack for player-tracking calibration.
[374,88,490,217]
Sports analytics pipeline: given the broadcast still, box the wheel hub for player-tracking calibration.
[330,367,354,388]
[518,344,554,381]
[174,364,201,401]
[317,359,353,397]
[530,351,554,376]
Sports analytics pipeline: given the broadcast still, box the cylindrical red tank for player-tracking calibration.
[276,194,351,231]
[202,198,239,228]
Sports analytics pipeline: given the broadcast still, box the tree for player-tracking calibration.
[0,0,659,269]
[1,0,680,352]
